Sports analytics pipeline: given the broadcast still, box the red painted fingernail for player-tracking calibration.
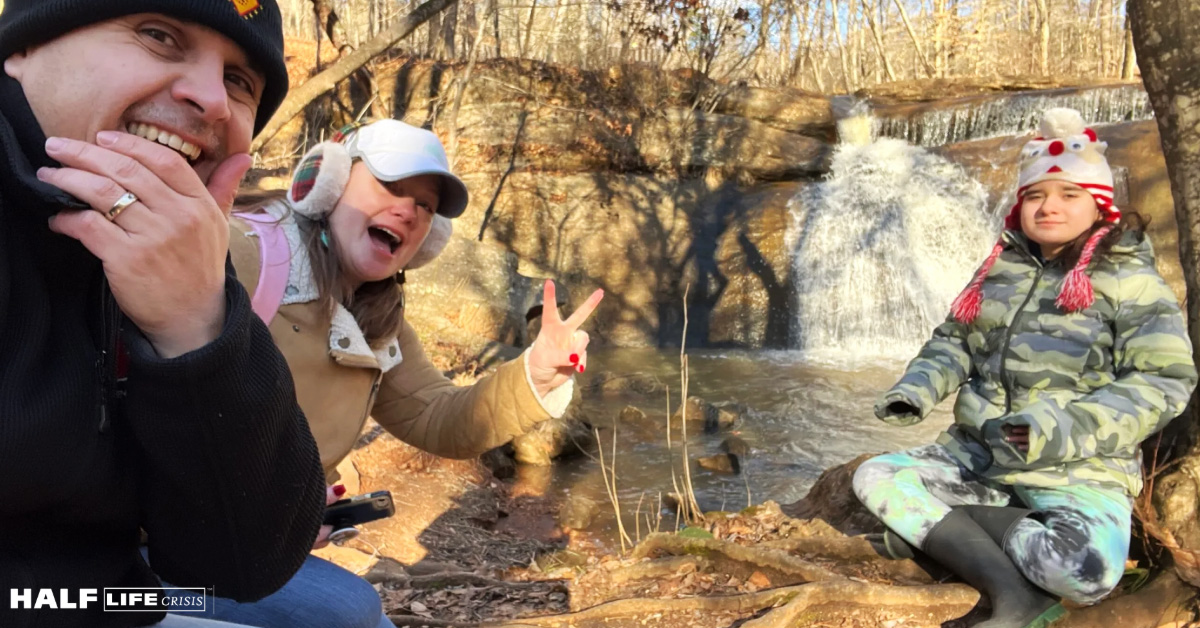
[577,364,585,373]
[569,353,579,364]
[332,485,347,497]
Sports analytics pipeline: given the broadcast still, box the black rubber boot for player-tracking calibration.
[869,505,1033,562]
[956,505,1034,549]
[865,529,917,560]
[921,509,1066,628]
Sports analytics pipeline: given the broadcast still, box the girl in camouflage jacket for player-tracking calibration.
[852,108,1197,628]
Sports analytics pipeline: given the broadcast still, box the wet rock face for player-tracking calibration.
[511,404,595,466]
[618,405,647,423]
[698,453,741,474]
[558,494,601,531]
[584,372,668,397]
[264,54,1175,350]
[670,397,746,434]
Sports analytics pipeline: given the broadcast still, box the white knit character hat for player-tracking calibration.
[950,108,1120,323]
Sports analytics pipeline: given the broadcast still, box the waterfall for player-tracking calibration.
[872,84,1152,147]
[788,113,999,364]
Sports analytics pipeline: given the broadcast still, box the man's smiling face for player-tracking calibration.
[4,13,264,182]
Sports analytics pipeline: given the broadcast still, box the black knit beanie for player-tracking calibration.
[0,0,287,135]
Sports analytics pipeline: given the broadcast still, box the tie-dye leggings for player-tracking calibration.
[852,443,1131,605]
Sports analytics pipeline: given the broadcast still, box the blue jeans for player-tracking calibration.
[146,550,393,628]
[151,616,254,627]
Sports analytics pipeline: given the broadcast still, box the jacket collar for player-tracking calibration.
[1001,226,1151,267]
[0,74,86,214]
[263,202,403,373]
[1000,229,1041,264]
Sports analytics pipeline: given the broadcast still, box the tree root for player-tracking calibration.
[480,583,829,626]
[389,614,485,627]
[1055,570,1199,627]
[398,572,569,591]
[758,535,937,583]
[631,532,839,585]
[473,579,978,628]
[606,555,715,585]
[737,579,979,628]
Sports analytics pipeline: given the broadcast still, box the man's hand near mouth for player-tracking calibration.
[39,130,250,358]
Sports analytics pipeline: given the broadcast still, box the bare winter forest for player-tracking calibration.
[278,0,1139,92]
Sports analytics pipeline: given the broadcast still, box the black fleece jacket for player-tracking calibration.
[0,75,326,628]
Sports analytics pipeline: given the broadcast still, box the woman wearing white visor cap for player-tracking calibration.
[154,119,603,627]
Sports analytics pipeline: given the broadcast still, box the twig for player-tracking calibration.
[594,426,632,552]
[634,491,646,544]
[611,423,632,549]
[679,285,702,521]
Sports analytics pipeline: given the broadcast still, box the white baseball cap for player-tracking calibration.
[341,119,470,219]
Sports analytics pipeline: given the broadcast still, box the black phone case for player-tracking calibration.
[323,490,396,528]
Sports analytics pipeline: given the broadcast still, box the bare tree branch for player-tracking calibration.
[253,0,460,151]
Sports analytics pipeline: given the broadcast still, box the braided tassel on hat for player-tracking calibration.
[1055,225,1111,312]
[950,242,1004,324]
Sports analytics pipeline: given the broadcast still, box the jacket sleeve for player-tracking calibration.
[989,265,1197,468]
[875,316,974,426]
[370,322,574,459]
[123,261,326,603]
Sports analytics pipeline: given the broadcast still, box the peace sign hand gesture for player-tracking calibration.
[527,280,604,398]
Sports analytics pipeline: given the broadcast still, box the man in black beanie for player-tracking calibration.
[0,2,326,627]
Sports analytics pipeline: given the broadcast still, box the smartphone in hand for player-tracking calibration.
[324,490,395,543]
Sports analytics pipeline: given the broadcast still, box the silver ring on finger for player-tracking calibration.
[107,192,138,222]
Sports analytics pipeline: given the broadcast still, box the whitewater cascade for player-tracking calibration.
[788,113,999,364]
[873,84,1152,147]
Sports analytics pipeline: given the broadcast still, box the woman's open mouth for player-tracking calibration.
[368,226,402,254]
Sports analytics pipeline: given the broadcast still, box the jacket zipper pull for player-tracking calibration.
[97,350,110,433]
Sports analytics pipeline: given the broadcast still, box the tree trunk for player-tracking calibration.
[933,0,946,78]
[440,0,458,58]
[832,0,853,92]
[1036,0,1050,75]
[1101,0,1114,75]
[893,0,934,77]
[448,0,493,165]
[1028,0,1039,73]
[311,0,353,54]
[461,0,478,53]
[253,0,460,151]
[521,0,537,58]
[1129,0,1200,589]
[426,10,443,56]
[491,0,502,57]
[861,0,896,81]
[1121,6,1137,79]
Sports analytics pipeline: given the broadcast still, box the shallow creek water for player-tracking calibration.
[527,347,956,542]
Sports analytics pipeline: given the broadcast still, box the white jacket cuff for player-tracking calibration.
[523,348,574,419]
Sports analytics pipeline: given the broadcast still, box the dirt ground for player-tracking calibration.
[312,440,1199,628]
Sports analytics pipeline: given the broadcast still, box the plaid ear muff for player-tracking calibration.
[287,141,352,220]
[290,152,324,203]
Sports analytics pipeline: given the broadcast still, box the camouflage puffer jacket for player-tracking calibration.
[877,229,1197,496]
